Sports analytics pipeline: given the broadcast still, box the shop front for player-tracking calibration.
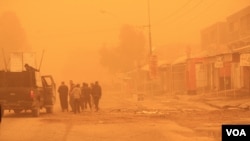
[240,53,250,94]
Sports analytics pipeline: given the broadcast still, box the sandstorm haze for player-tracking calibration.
[0,0,249,84]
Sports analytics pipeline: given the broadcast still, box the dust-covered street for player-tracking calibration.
[1,91,250,141]
[1,1,250,141]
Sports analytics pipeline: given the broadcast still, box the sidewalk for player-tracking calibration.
[102,90,250,115]
[130,92,250,112]
[202,95,250,110]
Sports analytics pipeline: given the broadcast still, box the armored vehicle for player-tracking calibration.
[0,70,56,117]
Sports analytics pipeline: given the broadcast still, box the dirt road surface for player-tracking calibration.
[1,90,250,141]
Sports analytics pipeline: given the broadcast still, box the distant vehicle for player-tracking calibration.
[0,70,56,117]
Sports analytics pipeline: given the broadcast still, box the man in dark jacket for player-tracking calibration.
[58,81,69,112]
[81,83,92,111]
[69,80,75,112]
[92,81,102,112]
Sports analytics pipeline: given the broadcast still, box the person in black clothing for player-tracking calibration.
[58,81,69,112]
[90,83,95,109]
[81,83,92,111]
[92,81,102,112]
[69,80,75,112]
[24,64,39,87]
[24,64,39,72]
[80,83,86,111]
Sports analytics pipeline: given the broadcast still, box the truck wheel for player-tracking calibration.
[46,107,53,113]
[32,108,40,117]
[14,109,22,114]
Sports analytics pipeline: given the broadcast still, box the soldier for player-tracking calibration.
[92,81,102,112]
[58,81,69,112]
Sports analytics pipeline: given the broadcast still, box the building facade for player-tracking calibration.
[227,5,250,94]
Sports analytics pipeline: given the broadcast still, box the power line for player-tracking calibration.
[179,0,219,25]
[154,0,193,25]
[153,0,204,26]
[26,1,222,41]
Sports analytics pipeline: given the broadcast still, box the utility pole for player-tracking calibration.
[147,0,152,56]
[147,0,154,96]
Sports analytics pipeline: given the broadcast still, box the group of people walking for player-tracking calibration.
[58,80,102,114]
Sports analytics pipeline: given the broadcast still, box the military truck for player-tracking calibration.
[0,70,56,117]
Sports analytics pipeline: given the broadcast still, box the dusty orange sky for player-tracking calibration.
[0,0,249,85]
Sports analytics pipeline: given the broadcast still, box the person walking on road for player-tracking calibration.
[58,81,69,112]
[82,83,92,111]
[80,83,86,111]
[92,81,102,112]
[69,80,75,112]
[70,84,81,114]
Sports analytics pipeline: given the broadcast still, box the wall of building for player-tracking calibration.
[227,6,250,49]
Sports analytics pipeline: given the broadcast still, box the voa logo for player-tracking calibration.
[226,129,246,136]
